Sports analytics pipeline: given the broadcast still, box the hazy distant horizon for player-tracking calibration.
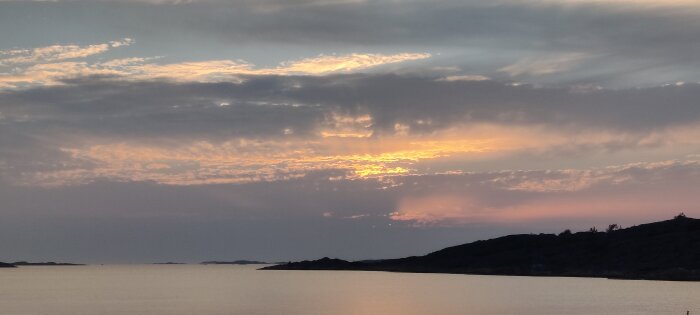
[1,213,690,264]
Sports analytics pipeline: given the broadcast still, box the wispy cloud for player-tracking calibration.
[4,74,700,186]
[4,0,700,88]
[0,44,429,89]
[125,53,429,81]
[22,134,494,186]
[389,159,700,225]
[0,61,130,88]
[11,121,699,187]
[0,38,133,66]
[275,53,430,74]
[499,53,589,77]
[437,75,490,82]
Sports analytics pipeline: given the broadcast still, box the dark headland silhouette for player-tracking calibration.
[0,261,84,268]
[13,261,84,266]
[0,262,16,268]
[263,214,700,281]
[201,260,268,265]
[153,262,187,265]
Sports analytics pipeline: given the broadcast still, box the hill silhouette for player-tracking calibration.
[263,215,700,281]
[0,262,16,268]
[12,261,84,266]
[201,260,268,265]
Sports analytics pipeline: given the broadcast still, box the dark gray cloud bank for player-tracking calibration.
[3,75,700,140]
[1,74,699,183]
[1,74,696,187]
[3,0,700,86]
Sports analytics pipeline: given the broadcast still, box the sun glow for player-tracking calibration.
[18,122,700,187]
[25,130,502,186]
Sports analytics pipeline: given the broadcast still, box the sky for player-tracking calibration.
[1,0,700,263]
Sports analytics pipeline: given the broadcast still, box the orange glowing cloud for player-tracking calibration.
[19,121,700,187]
[22,124,506,186]
[0,38,132,65]
[0,48,430,89]
[390,194,486,224]
[389,159,700,225]
[391,188,698,226]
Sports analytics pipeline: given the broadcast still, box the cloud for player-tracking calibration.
[275,53,430,74]
[3,0,700,263]
[126,52,429,80]
[2,158,697,263]
[4,74,700,185]
[391,194,484,224]
[4,1,700,87]
[0,38,132,65]
[0,61,131,88]
[388,159,700,225]
[437,75,490,82]
[0,39,137,88]
[499,53,589,77]
[0,49,429,88]
[18,134,495,186]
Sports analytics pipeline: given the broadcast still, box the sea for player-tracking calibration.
[1,264,698,315]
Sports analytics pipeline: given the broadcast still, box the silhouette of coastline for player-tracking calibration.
[201,260,268,265]
[263,215,700,281]
[13,261,84,266]
[153,262,187,265]
[0,262,16,268]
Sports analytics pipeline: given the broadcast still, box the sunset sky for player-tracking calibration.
[2,0,700,263]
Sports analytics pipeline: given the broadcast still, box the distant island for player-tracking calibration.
[153,262,187,265]
[201,260,268,265]
[12,261,84,266]
[263,214,700,281]
[0,261,84,267]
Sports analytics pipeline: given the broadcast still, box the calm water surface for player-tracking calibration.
[1,265,698,315]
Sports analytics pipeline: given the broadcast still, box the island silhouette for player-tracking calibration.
[201,260,268,265]
[263,214,700,281]
[0,262,16,268]
[13,261,84,266]
[0,261,83,268]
